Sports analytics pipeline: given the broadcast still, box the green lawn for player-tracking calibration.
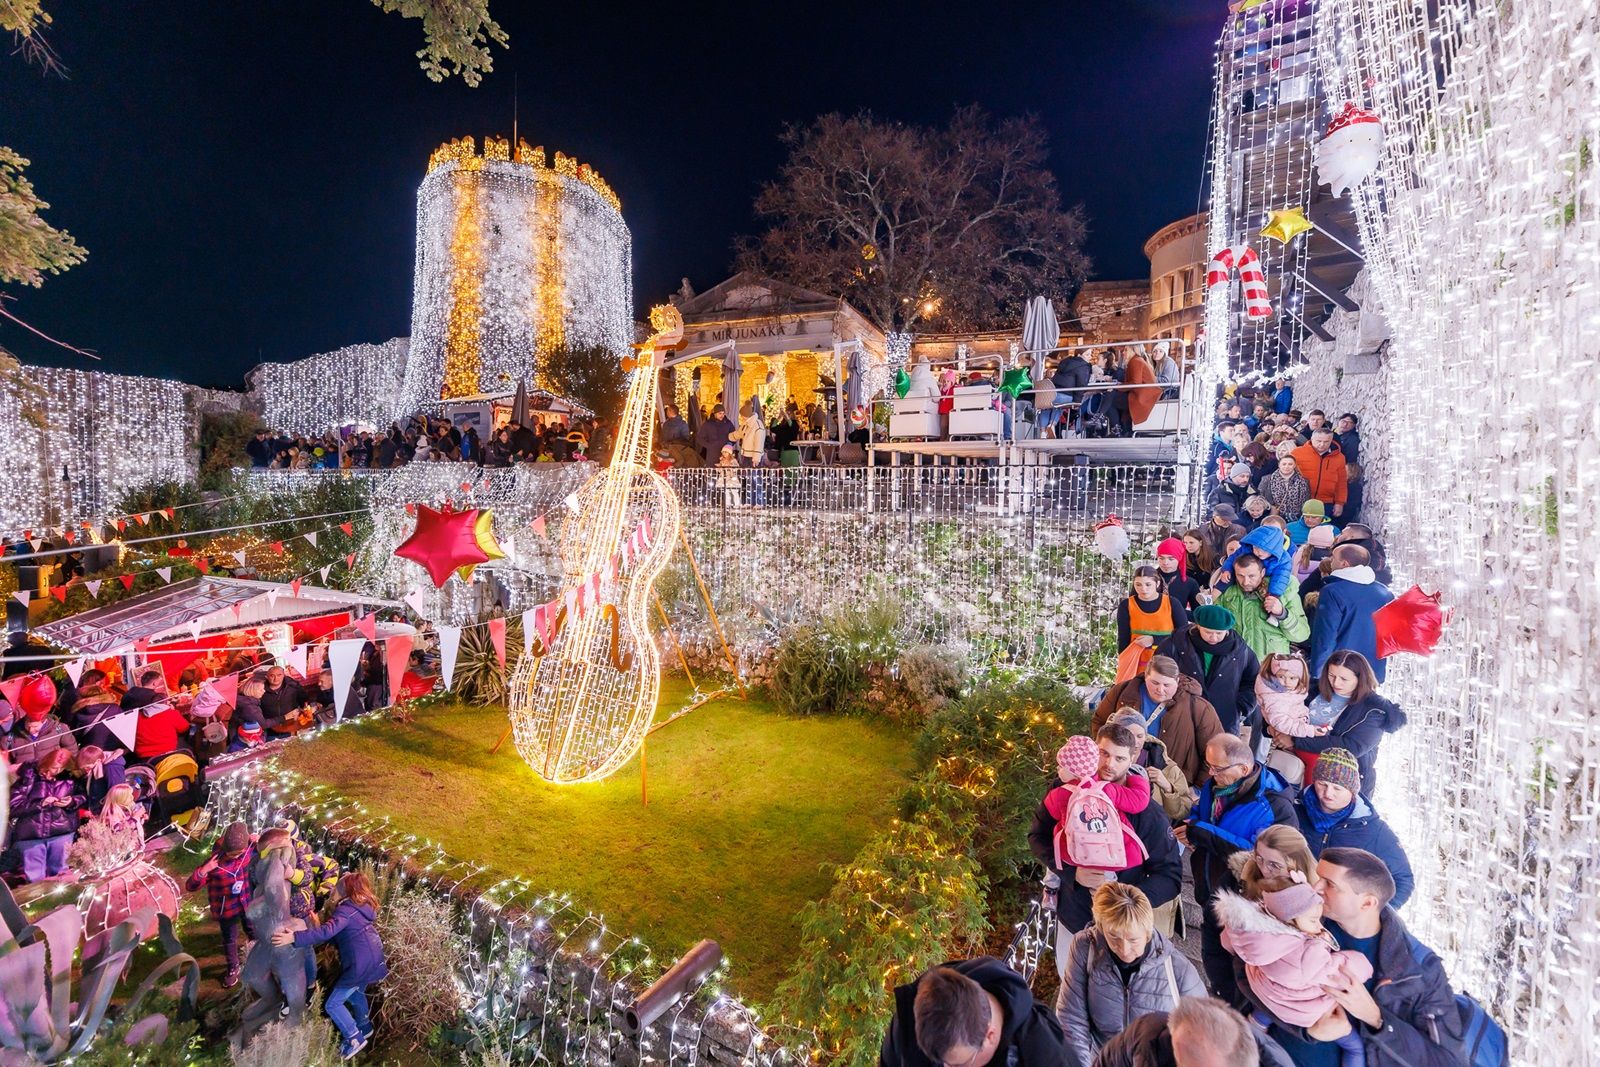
[278,678,914,1001]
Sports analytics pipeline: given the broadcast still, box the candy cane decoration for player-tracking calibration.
[1207,245,1273,319]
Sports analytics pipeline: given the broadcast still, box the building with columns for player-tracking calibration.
[1144,212,1208,346]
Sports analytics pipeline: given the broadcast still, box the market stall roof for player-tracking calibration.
[424,387,595,419]
[32,577,399,657]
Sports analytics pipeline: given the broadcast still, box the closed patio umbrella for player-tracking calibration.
[722,345,742,418]
[1022,296,1061,384]
[511,379,529,428]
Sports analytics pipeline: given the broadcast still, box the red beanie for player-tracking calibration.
[1156,537,1188,582]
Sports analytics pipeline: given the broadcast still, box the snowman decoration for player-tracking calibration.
[1093,515,1131,561]
[1315,102,1384,197]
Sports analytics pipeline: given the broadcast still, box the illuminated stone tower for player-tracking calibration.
[399,136,633,412]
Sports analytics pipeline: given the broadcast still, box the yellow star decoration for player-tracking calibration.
[1260,208,1315,245]
[1231,0,1270,12]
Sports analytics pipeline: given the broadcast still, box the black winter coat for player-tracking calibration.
[1027,771,1182,933]
[880,956,1065,1067]
[9,764,84,841]
[1289,693,1407,799]
[259,680,303,725]
[1155,626,1260,735]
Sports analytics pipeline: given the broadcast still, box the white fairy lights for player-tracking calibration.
[399,137,633,413]
[1296,2,1600,1059]
[252,338,410,435]
[0,363,194,530]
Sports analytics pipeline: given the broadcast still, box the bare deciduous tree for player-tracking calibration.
[738,106,1091,334]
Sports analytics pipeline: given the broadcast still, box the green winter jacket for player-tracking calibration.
[1216,577,1310,660]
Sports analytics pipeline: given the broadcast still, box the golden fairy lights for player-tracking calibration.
[441,174,485,400]
[425,135,621,212]
[531,169,566,386]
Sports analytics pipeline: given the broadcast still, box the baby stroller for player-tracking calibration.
[132,751,209,834]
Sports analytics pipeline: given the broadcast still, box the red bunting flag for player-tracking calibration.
[487,616,507,669]
[290,578,303,597]
[383,634,413,699]
[339,522,354,536]
[482,477,492,490]
[63,530,75,544]
[20,530,30,540]
[355,614,377,642]
[195,558,210,574]
[405,503,417,516]
[160,507,175,521]
[118,574,135,590]
[269,541,285,556]
[459,481,472,493]
[531,515,547,538]
[135,513,148,526]
[344,553,356,568]
[114,519,126,532]
[49,585,68,603]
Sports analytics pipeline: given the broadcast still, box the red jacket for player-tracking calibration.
[134,704,191,759]
[1290,441,1348,507]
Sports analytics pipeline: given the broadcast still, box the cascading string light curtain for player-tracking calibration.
[1310,0,1600,1059]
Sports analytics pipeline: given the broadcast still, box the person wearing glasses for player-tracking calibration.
[1174,734,1295,1006]
[879,955,1065,1067]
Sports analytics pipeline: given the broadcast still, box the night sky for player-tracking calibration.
[1,1,1220,387]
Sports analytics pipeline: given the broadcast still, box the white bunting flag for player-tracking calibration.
[319,565,332,583]
[188,619,204,641]
[501,537,516,564]
[328,638,363,720]
[27,539,40,552]
[265,588,281,610]
[10,591,29,606]
[286,643,309,679]
[64,659,86,687]
[156,567,173,584]
[84,580,102,599]
[438,626,462,691]
[565,587,581,622]
[521,608,537,656]
[303,531,319,547]
[403,588,430,618]
[233,550,248,566]
[563,492,581,514]
[104,710,140,751]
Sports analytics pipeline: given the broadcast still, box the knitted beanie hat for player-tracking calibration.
[1057,735,1100,782]
[221,821,251,854]
[1312,748,1362,794]
[1194,604,1236,631]
[1263,880,1322,923]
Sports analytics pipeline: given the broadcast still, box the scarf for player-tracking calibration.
[1209,768,1254,822]
[1303,789,1356,836]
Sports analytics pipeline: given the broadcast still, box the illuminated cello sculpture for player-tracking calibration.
[506,305,685,783]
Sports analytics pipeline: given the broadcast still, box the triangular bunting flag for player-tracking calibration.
[403,588,430,617]
[290,578,302,597]
[501,537,516,564]
[187,619,204,641]
[531,515,547,538]
[195,558,210,574]
[459,481,472,493]
[536,601,557,650]
[565,587,580,622]
[0,676,25,709]
[384,634,413,700]
[104,710,140,751]
[438,626,462,691]
[286,643,309,679]
[233,550,248,566]
[63,529,76,545]
[563,493,581,514]
[328,638,363,720]
[64,659,85,687]
[119,575,135,591]
[319,565,332,583]
[355,614,377,642]
[85,580,101,599]
[487,616,507,670]
[133,637,151,653]
[10,590,30,606]
[344,553,356,568]
[303,531,319,547]
[265,588,281,610]
[230,603,242,620]
[160,507,175,521]
[269,541,285,556]
[27,539,40,552]
[205,674,238,710]
[482,477,492,490]
[339,522,354,536]
[115,519,126,532]
[49,585,68,603]
[521,609,537,656]
[405,503,417,516]
[156,567,173,584]
[135,513,148,526]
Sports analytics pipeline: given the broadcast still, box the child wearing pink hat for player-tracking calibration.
[1043,735,1152,873]
[1212,873,1371,1066]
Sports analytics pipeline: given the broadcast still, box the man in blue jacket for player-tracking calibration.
[1176,734,1295,1006]
[1309,544,1396,681]
[1240,848,1466,1067]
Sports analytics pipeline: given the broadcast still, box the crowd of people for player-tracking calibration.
[879,395,1484,1067]
[246,413,616,471]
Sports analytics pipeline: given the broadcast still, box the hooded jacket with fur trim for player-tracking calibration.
[1213,889,1374,1027]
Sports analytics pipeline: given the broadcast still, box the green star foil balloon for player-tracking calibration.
[999,367,1032,400]
[894,368,912,398]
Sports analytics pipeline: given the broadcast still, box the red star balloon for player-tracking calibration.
[394,505,490,588]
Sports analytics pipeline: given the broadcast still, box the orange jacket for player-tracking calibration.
[1290,441,1348,507]
[1123,356,1160,424]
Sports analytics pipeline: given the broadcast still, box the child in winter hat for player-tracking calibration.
[1044,735,1152,873]
[1214,870,1372,1067]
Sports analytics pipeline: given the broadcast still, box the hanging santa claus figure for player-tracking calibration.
[1315,102,1384,197]
[1093,515,1131,561]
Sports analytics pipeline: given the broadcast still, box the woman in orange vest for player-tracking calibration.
[1116,564,1190,674]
